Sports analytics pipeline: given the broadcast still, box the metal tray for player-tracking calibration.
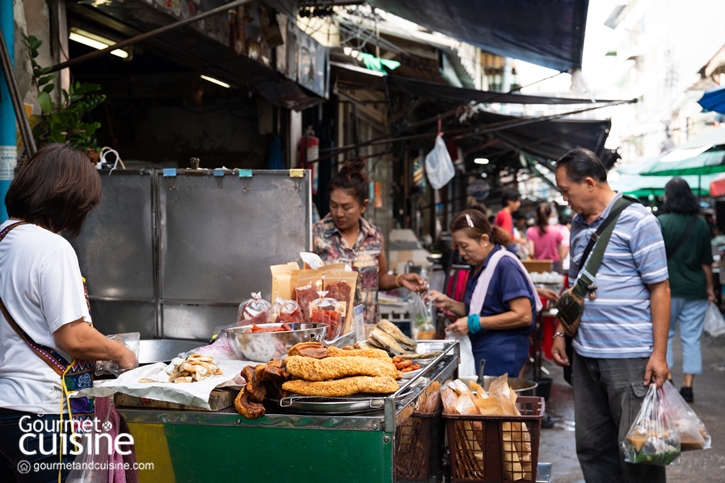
[270,395,387,415]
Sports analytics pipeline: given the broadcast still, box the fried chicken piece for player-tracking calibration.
[285,355,400,381]
[282,376,399,397]
[259,360,291,399]
[234,387,265,419]
[241,365,267,402]
[327,346,392,362]
[287,342,329,359]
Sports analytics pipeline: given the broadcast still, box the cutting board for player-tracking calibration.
[114,388,238,412]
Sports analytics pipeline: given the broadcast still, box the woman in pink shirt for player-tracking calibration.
[526,203,565,273]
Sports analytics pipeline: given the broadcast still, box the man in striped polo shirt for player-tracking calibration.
[551,148,670,483]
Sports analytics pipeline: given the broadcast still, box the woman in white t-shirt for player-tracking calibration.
[0,144,136,482]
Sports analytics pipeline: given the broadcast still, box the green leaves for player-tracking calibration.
[37,91,53,114]
[23,34,105,153]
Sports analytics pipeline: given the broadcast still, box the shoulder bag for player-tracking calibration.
[555,197,634,337]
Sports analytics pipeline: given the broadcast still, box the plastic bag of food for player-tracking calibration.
[95,332,141,376]
[623,384,681,465]
[238,292,271,326]
[411,292,436,340]
[295,283,321,320]
[308,298,346,340]
[177,332,240,361]
[324,271,358,334]
[661,381,711,451]
[268,298,303,323]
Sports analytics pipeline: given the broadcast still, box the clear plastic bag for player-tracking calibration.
[95,332,140,377]
[267,297,303,323]
[661,381,711,451]
[703,302,725,337]
[411,292,435,340]
[308,298,345,340]
[623,384,681,465]
[238,292,271,326]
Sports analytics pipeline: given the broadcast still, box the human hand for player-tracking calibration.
[551,334,569,367]
[114,345,138,373]
[537,288,560,303]
[400,273,428,293]
[445,317,469,336]
[644,354,669,388]
[425,290,450,311]
[707,287,716,303]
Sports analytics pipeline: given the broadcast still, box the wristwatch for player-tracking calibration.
[553,332,567,339]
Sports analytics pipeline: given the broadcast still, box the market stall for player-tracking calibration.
[119,340,459,483]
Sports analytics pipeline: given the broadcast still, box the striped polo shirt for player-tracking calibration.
[568,192,668,359]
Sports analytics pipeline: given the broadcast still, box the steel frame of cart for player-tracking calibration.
[119,342,459,483]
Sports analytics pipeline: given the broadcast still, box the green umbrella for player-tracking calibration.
[640,128,725,176]
[640,148,725,176]
[610,173,713,197]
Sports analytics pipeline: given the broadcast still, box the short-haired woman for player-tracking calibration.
[0,144,137,482]
[428,209,541,376]
[658,177,715,402]
[313,157,427,325]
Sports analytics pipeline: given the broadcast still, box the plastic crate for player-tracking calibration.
[443,396,545,483]
[395,411,443,482]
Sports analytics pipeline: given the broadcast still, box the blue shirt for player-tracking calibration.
[569,193,668,359]
[464,245,537,376]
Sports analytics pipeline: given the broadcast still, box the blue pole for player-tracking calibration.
[0,2,16,222]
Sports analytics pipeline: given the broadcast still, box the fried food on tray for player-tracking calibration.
[285,355,400,381]
[282,375,399,397]
[234,387,265,419]
[377,320,417,350]
[287,341,329,359]
[242,365,267,402]
[327,346,391,361]
[167,354,223,383]
[391,356,421,372]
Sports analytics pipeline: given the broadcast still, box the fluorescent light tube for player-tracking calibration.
[69,32,129,59]
[200,75,231,88]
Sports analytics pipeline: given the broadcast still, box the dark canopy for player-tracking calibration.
[368,0,589,72]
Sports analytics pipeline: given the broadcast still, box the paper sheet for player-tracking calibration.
[75,360,255,410]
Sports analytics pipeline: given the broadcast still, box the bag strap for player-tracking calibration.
[666,215,699,259]
[574,197,634,278]
[572,197,634,298]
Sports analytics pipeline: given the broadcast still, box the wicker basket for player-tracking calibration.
[395,411,443,481]
[443,396,545,483]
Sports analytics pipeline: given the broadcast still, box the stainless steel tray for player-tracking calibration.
[271,395,387,415]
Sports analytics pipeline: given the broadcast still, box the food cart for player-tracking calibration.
[70,168,459,483]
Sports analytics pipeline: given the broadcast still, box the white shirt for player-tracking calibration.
[0,221,91,413]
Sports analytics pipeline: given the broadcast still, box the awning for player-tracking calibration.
[461,110,611,162]
[67,0,328,110]
[368,0,589,72]
[332,62,621,105]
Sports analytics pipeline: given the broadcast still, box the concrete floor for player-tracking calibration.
[536,333,725,483]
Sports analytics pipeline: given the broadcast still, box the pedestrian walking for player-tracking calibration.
[658,177,715,403]
[527,203,565,273]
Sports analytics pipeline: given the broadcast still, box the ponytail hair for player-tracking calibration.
[535,203,552,236]
[450,209,511,246]
[330,156,369,205]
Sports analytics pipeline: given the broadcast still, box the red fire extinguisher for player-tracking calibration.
[299,126,319,194]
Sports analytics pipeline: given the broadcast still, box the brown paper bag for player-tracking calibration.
[323,270,359,334]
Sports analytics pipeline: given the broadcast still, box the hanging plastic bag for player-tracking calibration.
[622,384,681,465]
[703,302,725,337]
[410,292,436,340]
[425,134,455,190]
[661,381,711,451]
[444,331,476,376]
